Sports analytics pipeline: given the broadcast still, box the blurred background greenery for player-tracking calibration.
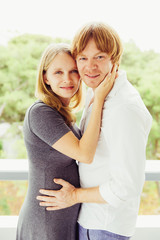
[0,34,160,215]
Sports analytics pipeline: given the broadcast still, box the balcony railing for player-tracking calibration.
[0,159,160,240]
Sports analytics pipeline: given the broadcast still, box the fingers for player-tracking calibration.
[36,195,55,202]
[37,198,65,211]
[108,65,117,81]
[37,195,57,209]
[38,199,59,211]
[39,189,57,196]
[54,178,70,187]
[104,64,117,82]
[46,206,61,211]
[37,178,69,198]
[39,201,57,207]
[111,64,117,73]
[115,71,119,79]
[108,64,117,83]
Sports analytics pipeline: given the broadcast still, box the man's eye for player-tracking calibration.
[96,56,104,59]
[71,69,78,74]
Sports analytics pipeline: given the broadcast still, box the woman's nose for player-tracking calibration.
[63,73,72,83]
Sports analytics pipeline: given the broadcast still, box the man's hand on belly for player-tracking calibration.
[36,178,78,210]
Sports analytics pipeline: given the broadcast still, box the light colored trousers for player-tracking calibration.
[78,224,131,240]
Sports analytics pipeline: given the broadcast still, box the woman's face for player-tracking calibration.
[44,52,80,106]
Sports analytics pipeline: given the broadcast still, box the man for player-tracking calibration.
[37,22,152,239]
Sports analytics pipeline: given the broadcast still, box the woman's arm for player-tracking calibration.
[52,66,117,164]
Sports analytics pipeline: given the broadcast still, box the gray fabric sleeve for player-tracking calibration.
[28,102,71,146]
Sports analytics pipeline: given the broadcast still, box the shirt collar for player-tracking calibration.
[107,70,127,98]
[88,70,128,101]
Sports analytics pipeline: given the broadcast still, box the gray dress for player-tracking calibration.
[16,101,81,240]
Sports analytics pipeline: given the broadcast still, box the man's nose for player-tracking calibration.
[86,59,97,70]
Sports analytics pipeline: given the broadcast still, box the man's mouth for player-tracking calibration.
[85,74,100,78]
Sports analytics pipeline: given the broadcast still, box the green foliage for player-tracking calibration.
[0,198,11,215]
[0,181,28,215]
[12,138,27,159]
[140,181,160,214]
[0,140,2,150]
[121,41,160,159]
[75,110,84,127]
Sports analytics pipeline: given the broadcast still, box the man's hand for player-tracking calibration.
[36,179,78,211]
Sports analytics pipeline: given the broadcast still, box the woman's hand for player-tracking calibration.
[94,64,118,102]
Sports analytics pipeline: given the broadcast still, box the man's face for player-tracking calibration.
[76,38,113,89]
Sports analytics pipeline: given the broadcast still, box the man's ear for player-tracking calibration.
[43,73,50,85]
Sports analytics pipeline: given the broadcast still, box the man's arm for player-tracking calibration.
[99,103,152,208]
[37,178,106,211]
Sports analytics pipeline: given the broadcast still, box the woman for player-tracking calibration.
[16,43,115,240]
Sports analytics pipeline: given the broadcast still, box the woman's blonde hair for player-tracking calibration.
[71,22,123,66]
[35,43,83,125]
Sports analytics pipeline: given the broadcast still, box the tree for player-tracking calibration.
[121,41,160,159]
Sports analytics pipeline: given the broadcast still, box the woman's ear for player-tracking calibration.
[43,73,50,85]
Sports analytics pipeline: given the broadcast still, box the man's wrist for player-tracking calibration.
[73,187,80,204]
[73,186,107,204]
[74,187,86,204]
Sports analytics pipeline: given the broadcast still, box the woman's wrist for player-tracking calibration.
[93,95,104,107]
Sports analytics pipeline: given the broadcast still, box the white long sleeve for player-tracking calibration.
[100,103,152,208]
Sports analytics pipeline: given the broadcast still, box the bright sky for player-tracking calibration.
[0,0,160,53]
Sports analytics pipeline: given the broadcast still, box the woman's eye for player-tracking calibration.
[79,57,86,61]
[55,71,62,74]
